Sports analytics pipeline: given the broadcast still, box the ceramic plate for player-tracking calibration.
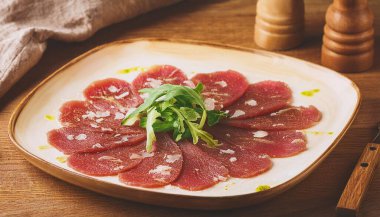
[9,39,360,209]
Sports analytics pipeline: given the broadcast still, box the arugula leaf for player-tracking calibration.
[121,83,227,151]
[207,110,228,126]
[145,108,161,152]
[180,107,200,122]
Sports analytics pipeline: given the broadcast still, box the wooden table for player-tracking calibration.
[1,0,379,216]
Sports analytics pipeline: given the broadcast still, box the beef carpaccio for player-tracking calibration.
[47,64,322,191]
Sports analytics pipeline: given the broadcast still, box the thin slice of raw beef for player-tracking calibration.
[191,70,249,110]
[225,81,292,119]
[83,78,143,108]
[119,134,183,188]
[59,100,139,132]
[208,125,307,158]
[223,106,322,131]
[172,140,229,191]
[132,65,189,91]
[47,127,145,154]
[68,142,145,176]
[199,141,272,178]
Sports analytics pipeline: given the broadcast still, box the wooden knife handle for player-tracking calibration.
[336,143,380,217]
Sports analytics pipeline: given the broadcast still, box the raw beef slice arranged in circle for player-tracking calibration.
[48,127,146,154]
[59,100,142,132]
[199,141,272,178]
[47,64,323,191]
[223,106,322,130]
[209,125,307,158]
[191,70,249,110]
[225,81,292,119]
[68,142,146,176]
[119,134,183,188]
[84,78,143,108]
[132,65,189,91]
[172,140,229,191]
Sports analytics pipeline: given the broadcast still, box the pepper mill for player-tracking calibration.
[254,0,304,51]
[322,0,374,73]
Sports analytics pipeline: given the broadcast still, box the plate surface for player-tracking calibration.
[9,39,360,209]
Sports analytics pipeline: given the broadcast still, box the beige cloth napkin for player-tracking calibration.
[0,0,181,98]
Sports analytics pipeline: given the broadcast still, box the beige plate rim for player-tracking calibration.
[8,38,361,209]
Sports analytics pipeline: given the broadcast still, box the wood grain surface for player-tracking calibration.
[1,0,379,216]
[336,143,380,216]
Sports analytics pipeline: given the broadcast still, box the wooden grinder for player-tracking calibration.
[322,0,374,73]
[254,0,305,51]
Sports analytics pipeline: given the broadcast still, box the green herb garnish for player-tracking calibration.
[122,83,227,152]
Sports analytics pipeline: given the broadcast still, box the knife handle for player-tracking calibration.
[336,143,380,217]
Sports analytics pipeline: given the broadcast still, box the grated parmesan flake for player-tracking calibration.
[108,85,120,93]
[245,99,258,106]
[113,165,125,171]
[165,154,182,163]
[219,149,235,154]
[98,155,122,163]
[213,175,227,182]
[141,152,155,158]
[114,135,128,144]
[253,130,268,138]
[95,118,104,123]
[101,127,113,132]
[82,111,96,119]
[129,153,142,160]
[145,78,163,88]
[259,154,269,159]
[204,98,216,110]
[90,123,100,128]
[291,139,304,144]
[66,135,74,140]
[229,157,237,162]
[230,110,245,118]
[75,134,87,140]
[92,143,103,149]
[114,112,125,120]
[115,92,129,99]
[270,108,295,116]
[148,165,172,176]
[215,80,227,88]
[95,111,111,118]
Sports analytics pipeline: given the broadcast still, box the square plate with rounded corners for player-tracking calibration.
[9,39,360,209]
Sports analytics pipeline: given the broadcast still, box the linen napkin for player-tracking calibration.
[0,0,181,98]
